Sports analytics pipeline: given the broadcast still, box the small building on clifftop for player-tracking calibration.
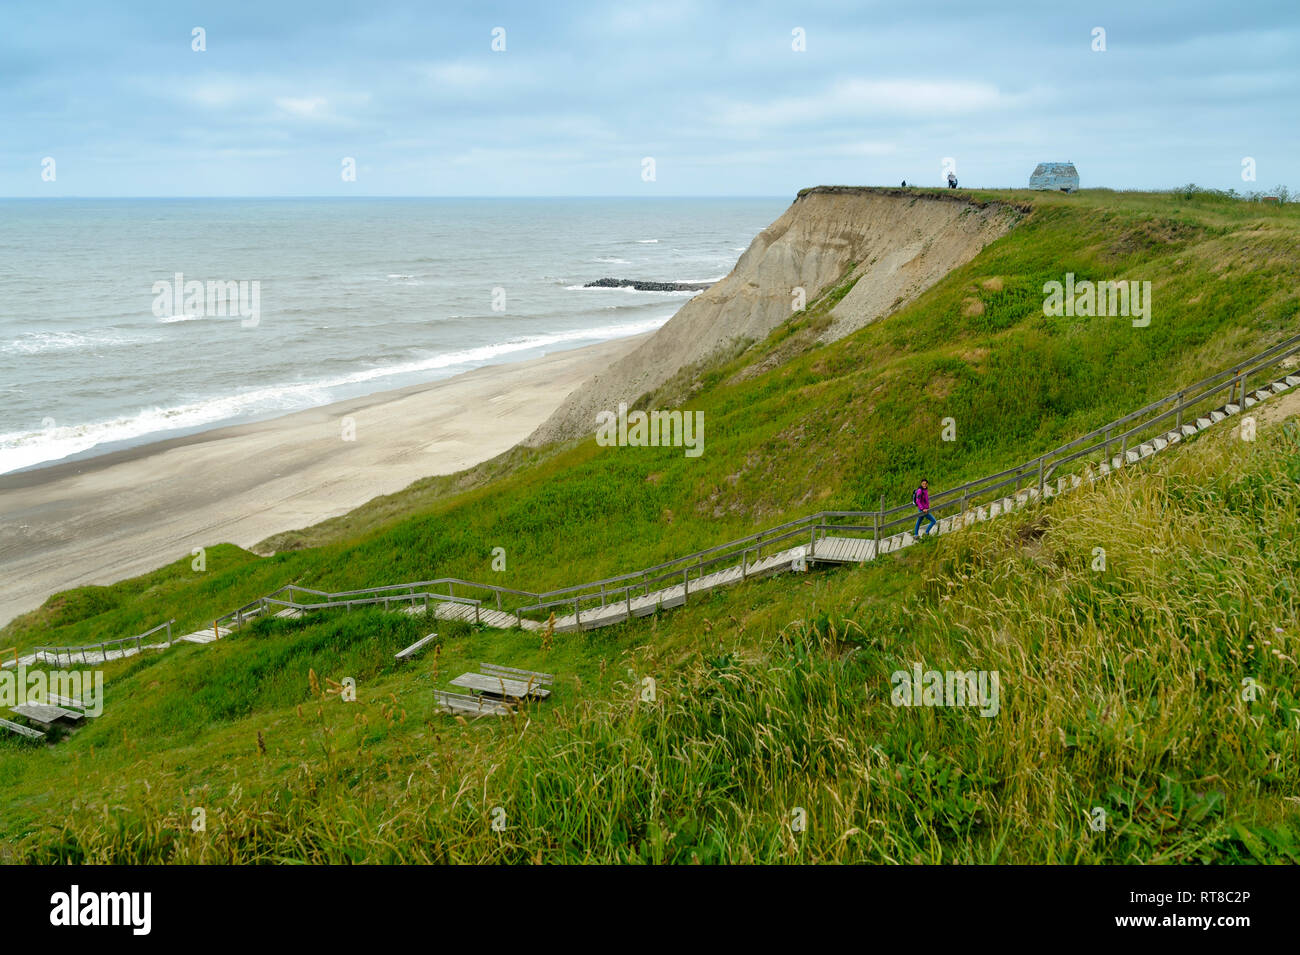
[1028,162,1080,192]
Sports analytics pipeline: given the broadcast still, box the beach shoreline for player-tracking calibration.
[0,334,646,629]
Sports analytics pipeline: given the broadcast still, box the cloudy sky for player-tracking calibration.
[3,0,1296,196]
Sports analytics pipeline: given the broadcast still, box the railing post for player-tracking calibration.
[1240,371,1248,404]
[1103,427,1110,466]
[810,524,816,558]
[742,549,748,580]
[626,587,633,619]
[1037,457,1045,497]
[1176,392,1183,429]
[474,602,480,625]
[1120,432,1127,465]
[683,568,689,602]
[574,599,580,626]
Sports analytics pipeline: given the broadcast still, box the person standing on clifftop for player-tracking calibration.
[947,172,958,189]
[913,479,938,539]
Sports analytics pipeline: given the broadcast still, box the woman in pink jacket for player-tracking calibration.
[913,479,938,538]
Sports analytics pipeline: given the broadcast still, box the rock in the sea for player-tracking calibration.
[584,278,715,292]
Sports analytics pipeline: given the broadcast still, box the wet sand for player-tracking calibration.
[0,335,644,628]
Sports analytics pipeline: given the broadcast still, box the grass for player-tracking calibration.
[5,409,1298,862]
[3,187,1300,863]
[6,189,1298,657]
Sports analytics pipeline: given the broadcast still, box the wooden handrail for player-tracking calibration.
[183,329,1300,631]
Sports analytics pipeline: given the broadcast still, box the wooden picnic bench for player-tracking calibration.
[10,703,83,728]
[46,693,89,713]
[432,689,513,717]
[0,717,44,740]
[450,672,551,700]
[480,662,553,686]
[434,663,554,717]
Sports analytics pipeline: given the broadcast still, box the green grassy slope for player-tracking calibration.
[5,188,1297,655]
[3,188,1299,863]
[4,403,1297,862]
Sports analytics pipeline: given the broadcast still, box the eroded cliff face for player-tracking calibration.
[527,187,1021,446]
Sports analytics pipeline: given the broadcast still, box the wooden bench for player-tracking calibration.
[480,662,553,686]
[46,693,89,714]
[395,633,438,662]
[433,689,513,717]
[0,717,44,740]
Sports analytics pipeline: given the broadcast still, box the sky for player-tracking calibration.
[2,0,1297,197]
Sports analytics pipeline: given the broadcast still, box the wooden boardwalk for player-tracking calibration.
[2,624,231,671]
[15,366,1298,660]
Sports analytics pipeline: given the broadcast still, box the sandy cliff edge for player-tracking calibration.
[526,187,1021,447]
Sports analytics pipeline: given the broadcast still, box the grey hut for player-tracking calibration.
[1028,162,1080,192]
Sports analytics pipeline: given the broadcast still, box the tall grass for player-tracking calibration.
[12,411,1299,863]
[6,190,1299,660]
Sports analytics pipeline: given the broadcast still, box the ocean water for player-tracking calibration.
[0,197,786,475]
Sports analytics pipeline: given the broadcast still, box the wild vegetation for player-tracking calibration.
[3,188,1299,862]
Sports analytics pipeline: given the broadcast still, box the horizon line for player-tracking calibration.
[0,193,797,201]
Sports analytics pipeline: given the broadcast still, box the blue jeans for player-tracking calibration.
[914,511,937,537]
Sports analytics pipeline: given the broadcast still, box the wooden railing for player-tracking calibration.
[207,331,1300,630]
[33,619,174,667]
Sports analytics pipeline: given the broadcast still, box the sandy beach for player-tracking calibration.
[0,335,645,628]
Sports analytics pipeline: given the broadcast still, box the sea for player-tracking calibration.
[0,197,787,476]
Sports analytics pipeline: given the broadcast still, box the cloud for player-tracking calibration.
[190,80,257,110]
[715,78,1034,130]
[275,95,329,117]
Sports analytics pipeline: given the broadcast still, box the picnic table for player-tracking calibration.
[450,672,551,700]
[10,703,84,727]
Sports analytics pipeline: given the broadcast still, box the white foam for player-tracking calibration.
[0,315,672,474]
[1,330,143,355]
[636,239,659,244]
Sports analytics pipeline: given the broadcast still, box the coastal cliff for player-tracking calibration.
[528,186,1023,446]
